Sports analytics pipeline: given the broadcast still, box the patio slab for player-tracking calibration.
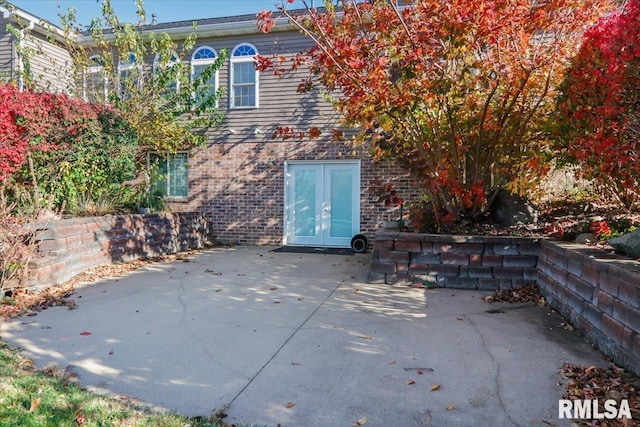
[1,246,608,426]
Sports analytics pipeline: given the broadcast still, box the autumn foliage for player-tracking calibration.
[556,0,640,211]
[258,0,614,228]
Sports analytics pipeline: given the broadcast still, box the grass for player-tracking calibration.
[0,341,226,427]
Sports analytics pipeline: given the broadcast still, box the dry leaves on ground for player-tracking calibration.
[484,283,546,305]
[561,363,640,426]
[0,250,206,319]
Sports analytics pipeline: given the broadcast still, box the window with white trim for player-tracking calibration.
[191,46,218,106]
[230,43,258,108]
[149,152,189,198]
[153,51,180,95]
[118,52,141,99]
[84,55,108,104]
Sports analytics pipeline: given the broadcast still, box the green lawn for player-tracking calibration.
[0,341,225,427]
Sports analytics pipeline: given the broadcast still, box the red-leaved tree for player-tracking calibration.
[258,0,614,228]
[556,0,640,211]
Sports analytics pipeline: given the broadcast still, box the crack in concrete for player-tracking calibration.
[227,279,347,407]
[466,315,518,427]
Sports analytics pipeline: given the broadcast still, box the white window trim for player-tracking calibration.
[83,55,108,103]
[153,52,180,94]
[190,46,219,107]
[230,43,259,109]
[148,151,189,199]
[117,52,142,99]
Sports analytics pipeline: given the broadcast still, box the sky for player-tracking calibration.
[7,0,288,26]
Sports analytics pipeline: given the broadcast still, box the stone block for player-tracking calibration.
[467,266,494,279]
[493,267,524,280]
[443,277,478,289]
[441,253,469,266]
[613,300,640,330]
[601,313,625,343]
[481,255,504,267]
[378,251,409,264]
[429,264,460,277]
[503,255,537,268]
[394,240,421,252]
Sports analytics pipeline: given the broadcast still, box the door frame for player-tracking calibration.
[283,160,361,247]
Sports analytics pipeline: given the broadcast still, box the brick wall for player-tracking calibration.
[368,231,539,289]
[27,212,215,290]
[166,140,419,246]
[538,240,640,377]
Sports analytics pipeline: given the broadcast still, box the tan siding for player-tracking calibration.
[0,16,15,82]
[23,31,74,93]
[186,30,337,145]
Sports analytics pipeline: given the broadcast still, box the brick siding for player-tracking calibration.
[166,140,419,245]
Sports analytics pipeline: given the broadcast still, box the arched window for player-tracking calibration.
[117,52,141,99]
[84,55,108,104]
[230,43,258,108]
[191,46,218,106]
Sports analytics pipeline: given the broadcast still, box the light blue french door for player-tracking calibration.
[285,161,360,247]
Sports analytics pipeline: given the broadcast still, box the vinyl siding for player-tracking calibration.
[23,31,74,93]
[0,15,15,83]
[190,30,338,145]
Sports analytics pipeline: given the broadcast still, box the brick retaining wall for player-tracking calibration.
[537,240,640,377]
[368,231,640,376]
[27,212,215,290]
[368,231,539,289]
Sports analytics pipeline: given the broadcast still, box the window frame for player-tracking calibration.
[148,151,189,200]
[153,51,181,95]
[83,55,108,104]
[230,43,259,109]
[117,52,142,99]
[190,46,219,108]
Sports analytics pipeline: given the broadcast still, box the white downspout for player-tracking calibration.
[17,20,35,92]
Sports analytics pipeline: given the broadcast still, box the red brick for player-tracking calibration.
[618,280,640,309]
[503,255,537,268]
[469,254,482,266]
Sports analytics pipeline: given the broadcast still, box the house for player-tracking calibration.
[0,2,415,248]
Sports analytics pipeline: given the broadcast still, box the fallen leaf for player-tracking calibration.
[80,331,91,336]
[29,398,41,412]
[456,317,464,321]
[291,361,300,366]
[357,335,372,340]
[417,369,424,375]
[541,420,555,426]
[446,404,456,411]
[405,380,415,385]
[353,416,368,426]
[269,287,278,291]
[108,350,114,355]
[389,360,396,365]
[286,402,295,409]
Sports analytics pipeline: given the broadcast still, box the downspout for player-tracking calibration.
[17,20,35,92]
